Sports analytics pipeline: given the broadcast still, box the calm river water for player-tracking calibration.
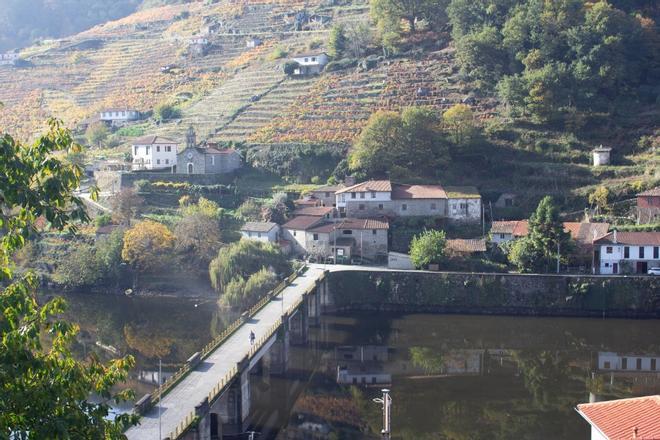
[58,292,660,439]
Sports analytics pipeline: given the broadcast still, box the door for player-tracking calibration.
[210,413,219,439]
[187,163,193,174]
[637,261,648,274]
[613,263,618,274]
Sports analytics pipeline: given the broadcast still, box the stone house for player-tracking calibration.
[293,206,336,219]
[489,221,527,244]
[594,231,660,274]
[309,184,345,207]
[281,216,389,261]
[636,187,660,224]
[240,222,279,243]
[446,238,487,258]
[494,192,517,208]
[131,135,178,171]
[291,52,329,76]
[335,180,481,223]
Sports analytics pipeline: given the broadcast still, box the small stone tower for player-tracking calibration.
[185,125,196,150]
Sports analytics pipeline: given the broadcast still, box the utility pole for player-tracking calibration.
[556,241,561,274]
[158,358,162,440]
[373,389,392,440]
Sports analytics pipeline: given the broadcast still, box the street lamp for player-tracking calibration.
[372,389,392,440]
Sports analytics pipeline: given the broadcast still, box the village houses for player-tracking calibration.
[131,135,178,171]
[593,231,660,274]
[0,51,19,66]
[176,127,242,175]
[335,180,481,222]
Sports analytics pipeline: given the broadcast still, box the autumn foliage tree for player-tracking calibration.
[121,220,175,288]
[0,120,137,438]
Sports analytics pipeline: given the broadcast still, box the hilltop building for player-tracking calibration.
[290,52,329,76]
[594,231,660,274]
[0,51,20,66]
[592,145,612,167]
[335,180,481,222]
[131,135,178,171]
[176,127,241,175]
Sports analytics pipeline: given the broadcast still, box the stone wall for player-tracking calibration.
[325,270,660,318]
[95,170,236,192]
[344,199,448,218]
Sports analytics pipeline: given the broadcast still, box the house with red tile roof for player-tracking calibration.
[576,395,660,440]
[334,180,481,222]
[131,135,178,171]
[593,231,660,274]
[281,215,389,261]
[636,187,660,224]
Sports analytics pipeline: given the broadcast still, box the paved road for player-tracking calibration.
[125,266,325,440]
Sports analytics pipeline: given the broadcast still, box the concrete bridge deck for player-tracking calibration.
[125,265,326,440]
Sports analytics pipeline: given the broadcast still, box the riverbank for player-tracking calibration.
[325,269,660,318]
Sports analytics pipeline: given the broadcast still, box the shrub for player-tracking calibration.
[283,61,299,75]
[268,46,288,60]
[325,58,357,72]
[154,102,181,121]
[410,229,447,269]
[221,268,278,309]
[95,213,113,227]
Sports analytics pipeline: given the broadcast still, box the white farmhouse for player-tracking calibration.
[0,52,19,66]
[240,222,280,243]
[290,52,329,76]
[594,231,660,274]
[100,108,140,126]
[131,135,178,171]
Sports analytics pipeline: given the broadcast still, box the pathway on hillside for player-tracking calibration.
[124,265,325,440]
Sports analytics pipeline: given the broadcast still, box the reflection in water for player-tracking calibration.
[53,293,660,439]
[278,314,660,440]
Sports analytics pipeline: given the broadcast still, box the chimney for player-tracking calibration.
[613,230,617,244]
[633,427,638,439]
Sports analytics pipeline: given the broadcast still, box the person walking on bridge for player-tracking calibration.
[249,330,255,346]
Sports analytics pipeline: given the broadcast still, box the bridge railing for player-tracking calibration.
[159,264,309,439]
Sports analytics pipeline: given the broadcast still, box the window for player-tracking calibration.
[431,203,437,210]
[313,233,319,241]
[311,57,316,62]
[146,146,150,154]
[624,246,630,258]
[606,246,613,254]
[604,361,611,369]
[360,192,365,199]
[401,204,407,211]
[257,232,261,238]
[500,234,506,239]
[352,378,357,384]
[652,359,657,371]
[134,146,138,155]
[156,145,160,152]
[156,159,160,164]
[460,203,467,210]
[359,204,365,210]
[165,159,169,164]
[121,111,125,116]
[372,229,377,235]
[639,247,645,258]
[655,247,659,259]
[636,358,642,370]
[371,191,376,199]
[505,198,513,207]
[293,231,297,236]
[211,156,215,166]
[351,193,356,199]
[372,377,377,384]
[378,204,383,210]
[325,192,330,197]
[166,145,171,152]
[622,357,628,369]
[304,57,309,62]
[343,230,352,235]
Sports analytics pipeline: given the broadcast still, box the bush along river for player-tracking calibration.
[55,285,660,439]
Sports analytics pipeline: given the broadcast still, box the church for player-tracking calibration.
[175,126,242,175]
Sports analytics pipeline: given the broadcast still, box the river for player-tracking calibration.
[58,293,660,439]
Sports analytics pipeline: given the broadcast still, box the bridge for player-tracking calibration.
[125,264,333,440]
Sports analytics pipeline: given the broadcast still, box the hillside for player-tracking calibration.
[0,0,658,216]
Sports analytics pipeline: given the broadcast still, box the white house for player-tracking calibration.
[246,37,262,48]
[240,222,280,243]
[100,109,140,125]
[291,52,329,76]
[576,395,660,440]
[598,352,659,372]
[593,231,660,274]
[131,135,178,171]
